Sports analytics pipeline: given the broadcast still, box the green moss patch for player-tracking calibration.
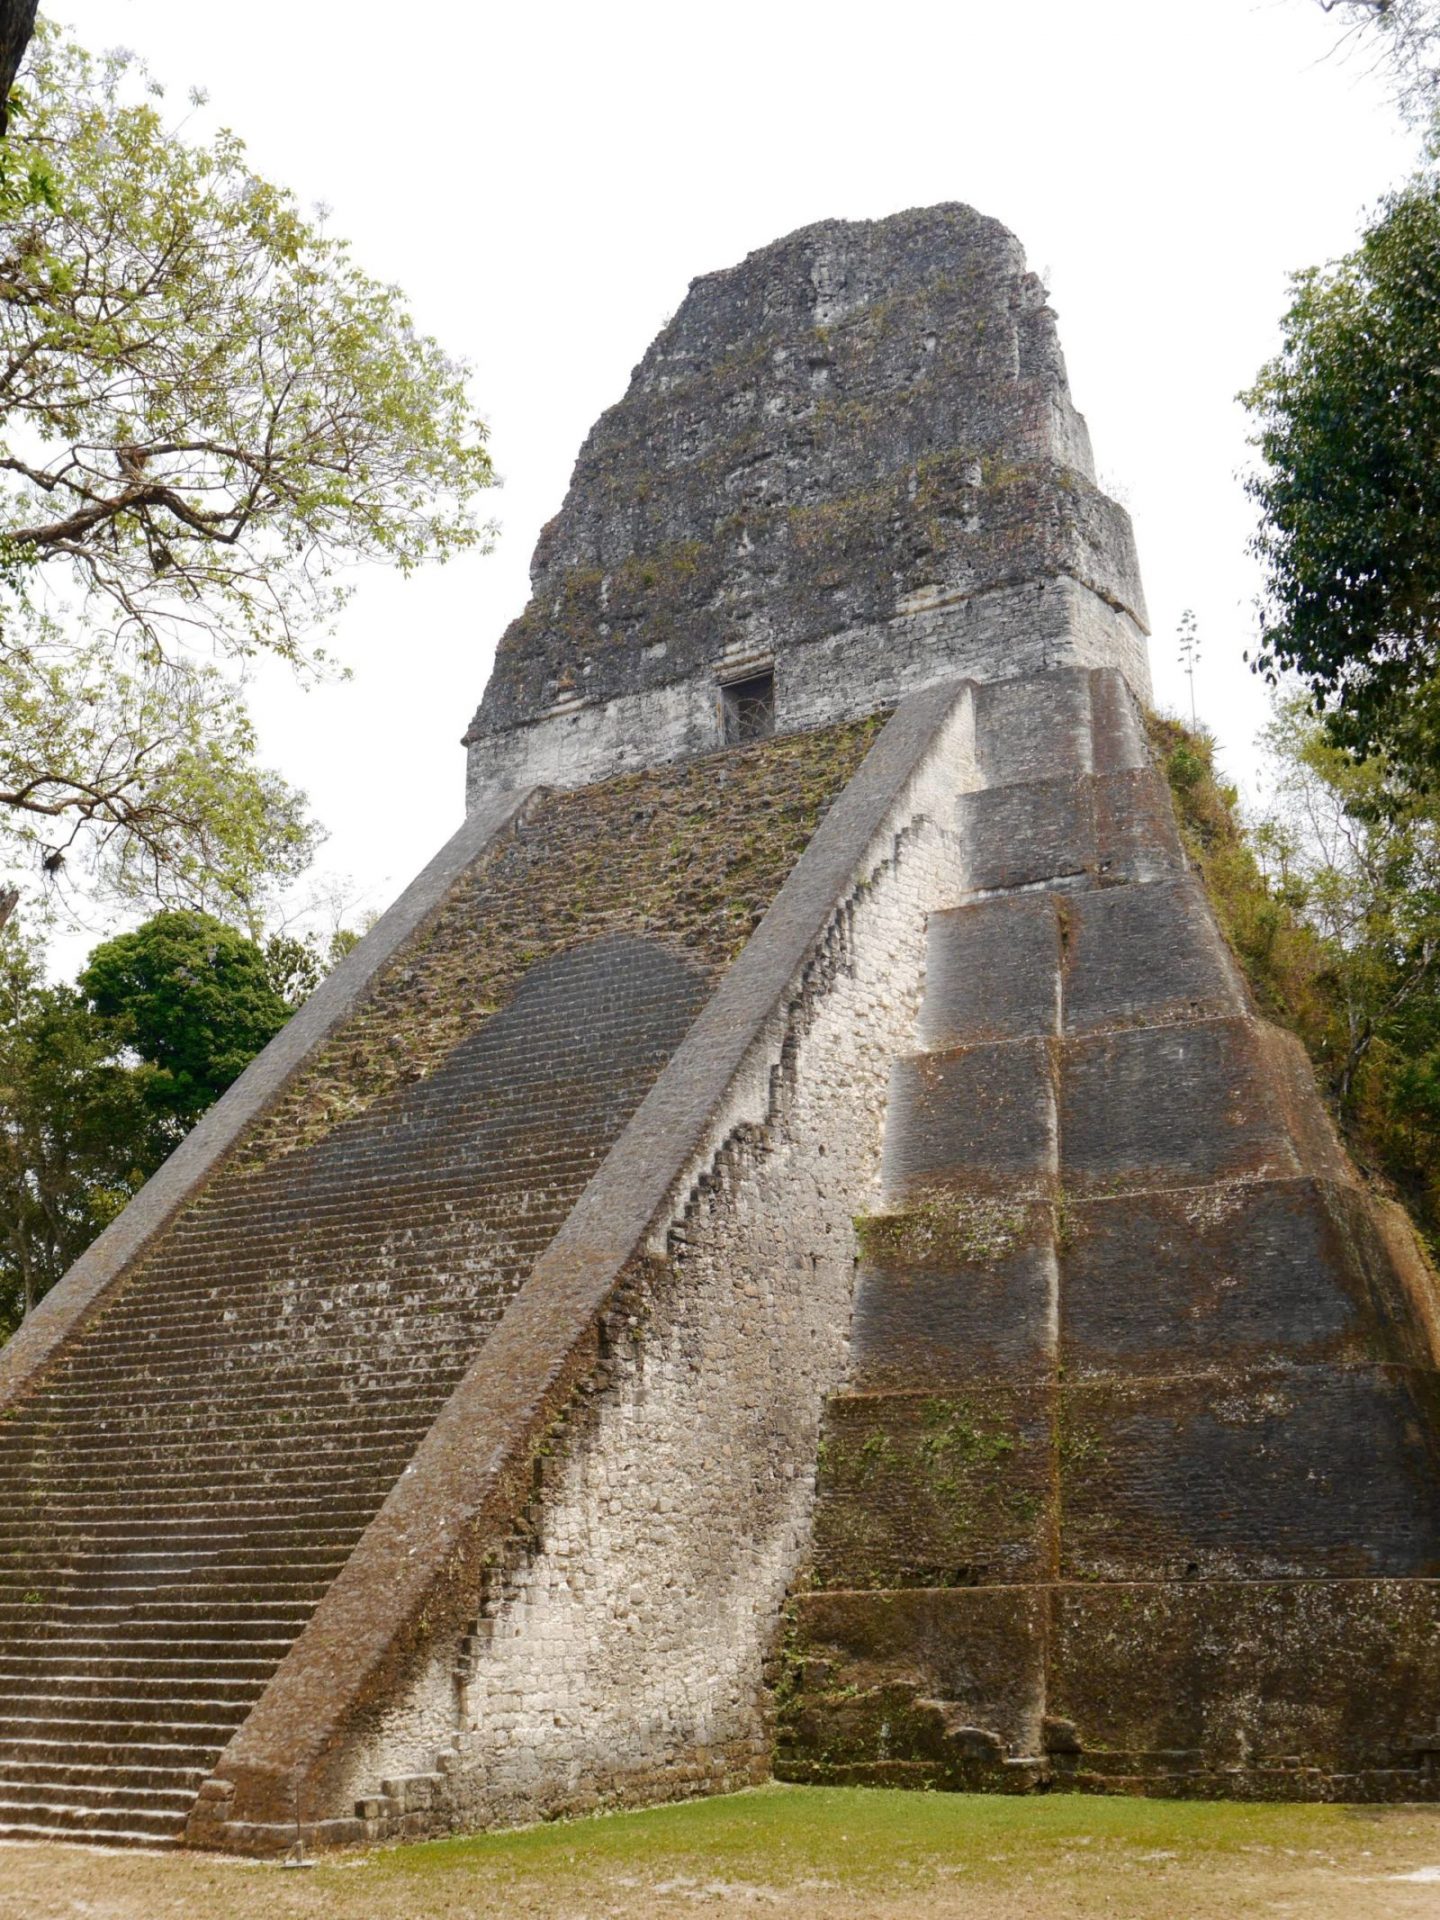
[236,715,884,1172]
[855,1191,1039,1268]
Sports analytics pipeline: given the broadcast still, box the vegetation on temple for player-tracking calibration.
[1152,708,1440,1251]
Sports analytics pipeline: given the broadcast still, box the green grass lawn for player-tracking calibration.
[6,1785,1440,1919]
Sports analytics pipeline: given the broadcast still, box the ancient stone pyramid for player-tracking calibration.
[2,203,1438,1852]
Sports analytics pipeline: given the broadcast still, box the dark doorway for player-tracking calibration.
[721,670,776,745]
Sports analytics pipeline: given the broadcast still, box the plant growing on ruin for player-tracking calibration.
[0,25,495,924]
[1153,707,1440,1243]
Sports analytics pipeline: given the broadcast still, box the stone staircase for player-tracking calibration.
[0,934,706,1844]
[778,685,1440,1799]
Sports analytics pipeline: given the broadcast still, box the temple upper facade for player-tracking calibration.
[463,204,1150,808]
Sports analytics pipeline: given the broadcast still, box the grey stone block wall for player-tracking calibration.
[332,759,967,1830]
[463,205,1151,809]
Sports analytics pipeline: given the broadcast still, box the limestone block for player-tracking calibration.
[1061,1177,1434,1377]
[809,1386,1055,1588]
[957,775,1093,894]
[971,670,1100,790]
[956,768,1183,897]
[1090,769,1186,886]
[883,1039,1056,1197]
[921,895,1061,1047]
[1050,1577,1440,1791]
[1059,1017,1350,1195]
[1062,877,1247,1035]
[849,1240,1056,1389]
[779,1585,1047,1777]
[1059,1364,1440,1581]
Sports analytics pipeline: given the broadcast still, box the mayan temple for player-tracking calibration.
[4,201,1440,1852]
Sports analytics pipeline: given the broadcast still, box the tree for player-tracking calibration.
[79,910,291,1128]
[0,903,354,1335]
[1316,0,1440,124]
[0,0,35,133]
[0,927,160,1332]
[1256,699,1440,1122]
[1155,703,1440,1244]
[1243,177,1440,785]
[0,26,495,925]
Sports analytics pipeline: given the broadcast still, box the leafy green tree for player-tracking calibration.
[1243,177,1440,784]
[263,924,362,1009]
[0,928,159,1333]
[1257,700,1440,1119]
[0,25,494,924]
[79,910,291,1128]
[0,903,354,1335]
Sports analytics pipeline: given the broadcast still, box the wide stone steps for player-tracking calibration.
[2,1651,282,1680]
[0,1732,233,1771]
[0,1756,207,1793]
[14,1493,386,1524]
[0,1601,311,1631]
[0,1560,351,1592]
[0,1577,335,1608]
[0,1671,270,1706]
[5,1506,371,1536]
[1,1706,246,1744]
[7,1512,367,1540]
[71,1321,487,1363]
[0,1416,438,1458]
[67,1345,484,1386]
[0,927,713,1846]
[0,1418,435,1459]
[29,1375,471,1414]
[0,1805,187,1846]
[0,1780,198,1818]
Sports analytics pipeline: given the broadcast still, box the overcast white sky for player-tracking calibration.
[53,0,1424,943]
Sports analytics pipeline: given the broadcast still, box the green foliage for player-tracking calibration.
[1151,706,1440,1247]
[1243,178,1440,782]
[0,26,494,663]
[0,904,331,1333]
[79,911,290,1125]
[0,927,159,1333]
[261,924,362,1008]
[0,24,494,918]
[0,631,320,922]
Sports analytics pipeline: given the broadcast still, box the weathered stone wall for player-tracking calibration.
[778,669,1440,1805]
[464,205,1150,808]
[466,576,1146,805]
[330,800,964,1832]
[0,721,882,1848]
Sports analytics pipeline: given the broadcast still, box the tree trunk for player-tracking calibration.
[0,888,17,934]
[0,0,37,135]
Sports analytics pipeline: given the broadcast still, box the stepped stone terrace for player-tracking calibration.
[2,205,1439,1852]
